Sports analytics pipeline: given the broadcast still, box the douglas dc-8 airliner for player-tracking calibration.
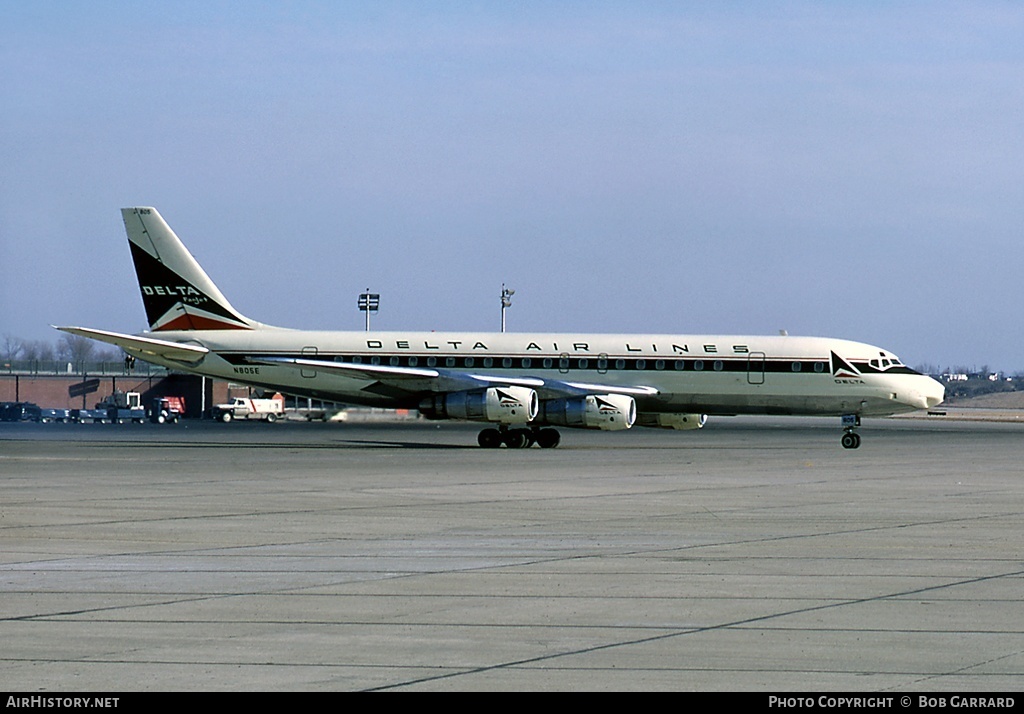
[57,207,944,449]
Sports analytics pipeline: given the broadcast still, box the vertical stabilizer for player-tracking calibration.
[122,207,256,331]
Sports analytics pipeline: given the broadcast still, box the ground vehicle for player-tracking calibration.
[150,396,186,424]
[212,396,285,422]
[0,402,42,422]
[97,391,146,423]
[70,408,108,423]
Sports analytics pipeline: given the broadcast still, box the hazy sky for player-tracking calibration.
[3,2,1023,371]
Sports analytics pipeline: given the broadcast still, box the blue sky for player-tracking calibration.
[3,2,1023,371]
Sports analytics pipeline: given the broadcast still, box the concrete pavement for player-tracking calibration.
[1,417,1021,691]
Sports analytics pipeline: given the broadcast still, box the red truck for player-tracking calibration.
[150,396,186,424]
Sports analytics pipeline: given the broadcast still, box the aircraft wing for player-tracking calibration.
[250,356,658,399]
[253,356,441,380]
[550,379,659,397]
[53,326,209,364]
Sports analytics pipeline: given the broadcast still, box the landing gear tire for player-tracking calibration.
[840,414,861,449]
[478,426,561,448]
[478,428,502,448]
[535,428,561,449]
[503,429,531,449]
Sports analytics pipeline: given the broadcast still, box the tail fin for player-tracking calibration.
[122,207,257,331]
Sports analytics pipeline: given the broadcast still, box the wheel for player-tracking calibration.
[265,413,277,423]
[220,411,232,423]
[841,432,861,449]
[478,428,502,448]
[535,428,561,449]
[503,429,530,449]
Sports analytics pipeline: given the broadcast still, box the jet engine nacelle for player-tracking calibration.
[636,412,708,430]
[538,394,636,431]
[419,386,538,425]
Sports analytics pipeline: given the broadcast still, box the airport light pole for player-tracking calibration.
[358,289,379,331]
[500,284,514,333]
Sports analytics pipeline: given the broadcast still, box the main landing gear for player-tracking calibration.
[840,414,861,449]
[478,426,562,449]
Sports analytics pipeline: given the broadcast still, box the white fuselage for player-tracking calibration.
[131,328,945,418]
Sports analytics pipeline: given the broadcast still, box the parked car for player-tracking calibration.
[0,402,43,422]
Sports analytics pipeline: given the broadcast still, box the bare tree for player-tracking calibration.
[913,362,940,376]
[58,333,96,363]
[21,339,56,362]
[2,333,24,362]
[95,346,122,362]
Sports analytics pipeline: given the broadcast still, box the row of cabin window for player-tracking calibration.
[335,355,828,373]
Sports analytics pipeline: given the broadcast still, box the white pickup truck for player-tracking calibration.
[213,396,285,423]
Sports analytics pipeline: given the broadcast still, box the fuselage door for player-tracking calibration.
[301,346,318,378]
[747,351,765,385]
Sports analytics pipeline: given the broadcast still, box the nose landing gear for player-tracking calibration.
[841,414,861,449]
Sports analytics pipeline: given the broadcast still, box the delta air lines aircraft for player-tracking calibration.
[57,207,944,448]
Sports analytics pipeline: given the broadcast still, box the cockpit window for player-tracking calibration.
[871,355,904,371]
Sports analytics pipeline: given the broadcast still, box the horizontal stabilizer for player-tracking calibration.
[53,326,209,364]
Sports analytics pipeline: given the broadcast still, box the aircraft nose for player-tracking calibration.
[911,377,945,410]
[894,376,945,410]
[924,378,945,409]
